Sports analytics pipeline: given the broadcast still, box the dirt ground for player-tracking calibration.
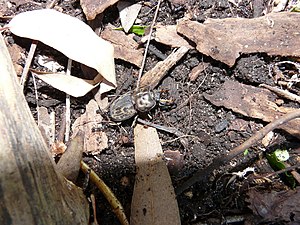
[1,0,300,224]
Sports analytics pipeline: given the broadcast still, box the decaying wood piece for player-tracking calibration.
[131,124,181,225]
[140,46,189,89]
[177,12,300,66]
[0,33,89,225]
[204,80,300,139]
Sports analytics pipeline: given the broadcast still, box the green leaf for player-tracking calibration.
[129,25,147,36]
[266,150,295,188]
[114,25,148,36]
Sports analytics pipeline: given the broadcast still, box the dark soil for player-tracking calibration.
[2,0,300,224]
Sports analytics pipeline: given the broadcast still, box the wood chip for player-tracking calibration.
[80,0,119,20]
[177,12,300,67]
[37,106,55,148]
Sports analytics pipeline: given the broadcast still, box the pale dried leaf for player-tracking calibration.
[117,1,142,33]
[8,9,116,94]
[131,124,180,225]
[31,71,99,97]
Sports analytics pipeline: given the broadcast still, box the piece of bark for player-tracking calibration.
[0,33,89,225]
[177,12,300,67]
[101,27,143,67]
[140,46,189,89]
[72,99,108,155]
[204,80,300,138]
[131,124,180,225]
[80,0,119,20]
[155,25,193,49]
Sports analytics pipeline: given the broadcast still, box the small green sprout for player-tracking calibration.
[115,25,148,36]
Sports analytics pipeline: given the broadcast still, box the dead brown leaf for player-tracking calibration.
[101,26,143,67]
[204,80,300,139]
[177,12,300,66]
[80,0,119,20]
[247,187,300,223]
[131,124,180,225]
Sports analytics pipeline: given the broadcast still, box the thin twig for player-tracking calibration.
[176,109,300,195]
[136,0,162,91]
[260,83,300,103]
[31,73,40,124]
[20,40,37,89]
[137,118,185,137]
[137,118,189,149]
[162,135,199,145]
[65,58,72,142]
[263,163,300,178]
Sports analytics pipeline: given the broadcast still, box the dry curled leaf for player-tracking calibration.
[31,70,101,97]
[8,9,116,95]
